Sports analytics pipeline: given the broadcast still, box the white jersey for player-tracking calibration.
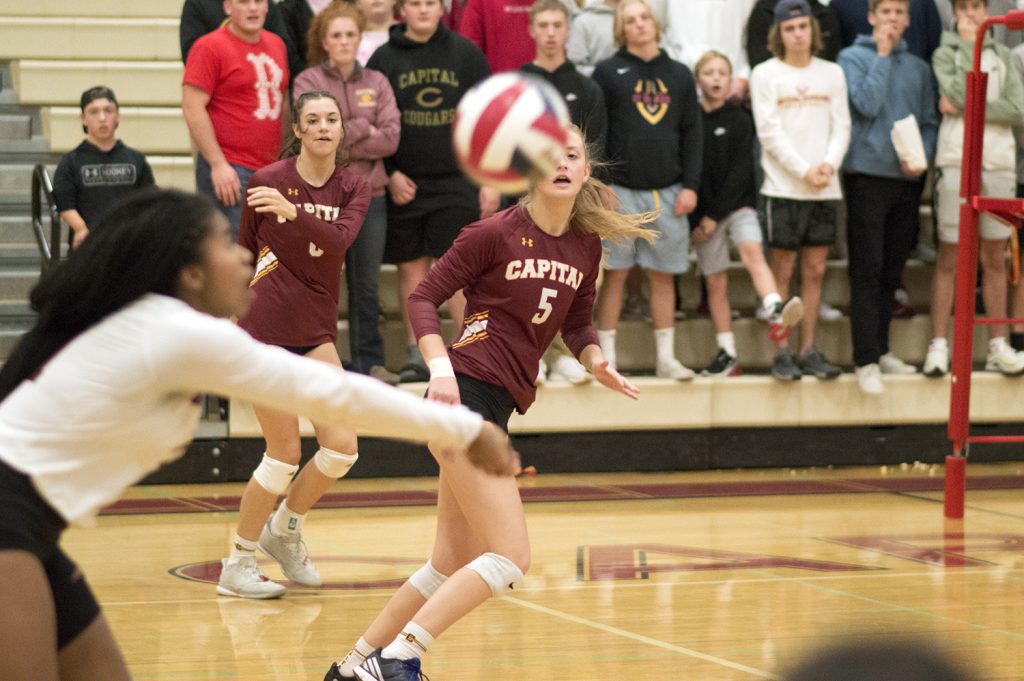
[0,294,482,526]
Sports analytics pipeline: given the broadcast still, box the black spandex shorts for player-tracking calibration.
[0,459,100,649]
[280,343,320,356]
[455,373,517,432]
[384,175,479,263]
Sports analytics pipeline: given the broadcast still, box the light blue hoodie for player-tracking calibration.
[838,34,939,179]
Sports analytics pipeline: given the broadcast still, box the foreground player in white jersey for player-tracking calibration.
[0,188,517,681]
[324,127,653,681]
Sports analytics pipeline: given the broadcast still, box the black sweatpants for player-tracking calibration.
[844,172,924,367]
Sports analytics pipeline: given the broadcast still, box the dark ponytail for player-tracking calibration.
[0,188,217,402]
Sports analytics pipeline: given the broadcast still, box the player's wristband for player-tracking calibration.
[428,356,456,379]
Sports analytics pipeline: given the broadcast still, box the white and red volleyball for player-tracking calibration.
[453,73,571,194]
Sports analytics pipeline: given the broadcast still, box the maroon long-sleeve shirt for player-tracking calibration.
[409,204,601,412]
[238,156,370,347]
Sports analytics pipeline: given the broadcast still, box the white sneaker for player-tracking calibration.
[923,343,949,378]
[986,341,1024,376]
[819,302,843,321]
[855,363,885,394]
[549,354,592,385]
[217,556,287,599]
[535,359,548,386]
[259,518,322,587]
[656,357,695,381]
[879,353,917,374]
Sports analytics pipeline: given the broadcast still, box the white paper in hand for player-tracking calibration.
[891,114,928,173]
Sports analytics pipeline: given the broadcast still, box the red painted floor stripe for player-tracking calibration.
[99,474,1024,517]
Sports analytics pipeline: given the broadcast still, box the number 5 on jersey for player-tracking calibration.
[532,287,557,325]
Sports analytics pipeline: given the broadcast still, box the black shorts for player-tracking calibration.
[456,373,517,432]
[279,343,319,356]
[384,175,479,263]
[760,196,839,250]
[0,460,100,649]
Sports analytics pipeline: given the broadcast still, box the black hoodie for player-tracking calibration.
[519,61,608,152]
[592,49,702,191]
[367,23,490,179]
[693,103,758,224]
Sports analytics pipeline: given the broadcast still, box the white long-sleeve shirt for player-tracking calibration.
[0,294,482,526]
[750,56,851,200]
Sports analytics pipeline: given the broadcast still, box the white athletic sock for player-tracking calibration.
[271,500,304,537]
[761,292,782,315]
[597,329,617,368]
[930,337,948,351]
[229,533,258,561]
[654,327,675,365]
[716,332,737,358]
[989,336,1010,352]
[382,622,434,661]
[337,637,376,676]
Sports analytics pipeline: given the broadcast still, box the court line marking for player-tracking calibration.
[502,595,779,679]
[103,564,1024,608]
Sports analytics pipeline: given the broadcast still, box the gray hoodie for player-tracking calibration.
[566,0,670,77]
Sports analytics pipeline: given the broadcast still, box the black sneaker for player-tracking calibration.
[799,347,841,380]
[324,662,356,680]
[771,349,802,381]
[355,651,429,681]
[703,349,742,377]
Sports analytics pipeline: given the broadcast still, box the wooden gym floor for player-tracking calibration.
[66,462,1024,680]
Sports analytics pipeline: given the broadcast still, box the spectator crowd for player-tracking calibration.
[54,0,1024,395]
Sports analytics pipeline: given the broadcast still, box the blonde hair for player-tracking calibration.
[695,50,732,77]
[522,126,657,244]
[307,2,366,67]
[613,0,662,49]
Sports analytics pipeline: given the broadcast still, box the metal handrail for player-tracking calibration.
[30,163,63,274]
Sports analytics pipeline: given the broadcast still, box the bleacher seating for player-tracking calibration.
[0,2,1019,455]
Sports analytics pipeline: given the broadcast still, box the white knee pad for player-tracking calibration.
[408,560,448,599]
[252,454,298,495]
[313,447,358,479]
[466,552,524,596]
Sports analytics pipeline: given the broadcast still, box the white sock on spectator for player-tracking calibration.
[654,327,675,365]
[761,292,782,315]
[597,329,617,368]
[930,337,948,351]
[716,332,737,358]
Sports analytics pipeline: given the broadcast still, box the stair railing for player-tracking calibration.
[30,163,63,274]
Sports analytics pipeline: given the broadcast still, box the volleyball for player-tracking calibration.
[453,73,572,194]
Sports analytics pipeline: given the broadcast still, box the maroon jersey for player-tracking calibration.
[408,204,601,413]
[238,156,370,346]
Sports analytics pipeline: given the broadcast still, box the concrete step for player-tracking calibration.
[0,113,31,141]
[337,313,994,376]
[0,162,55,205]
[0,267,40,300]
[230,371,1024,437]
[348,259,936,319]
[2,2,178,18]
[0,323,28,359]
[0,18,179,60]
[45,106,190,155]
[13,60,183,106]
[0,215,35,244]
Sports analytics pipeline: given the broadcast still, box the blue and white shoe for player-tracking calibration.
[354,651,429,681]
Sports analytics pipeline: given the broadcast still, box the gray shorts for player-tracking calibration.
[760,195,839,250]
[604,184,691,273]
[936,166,1015,243]
[695,207,763,276]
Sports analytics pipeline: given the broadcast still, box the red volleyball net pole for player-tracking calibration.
[945,10,1024,518]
